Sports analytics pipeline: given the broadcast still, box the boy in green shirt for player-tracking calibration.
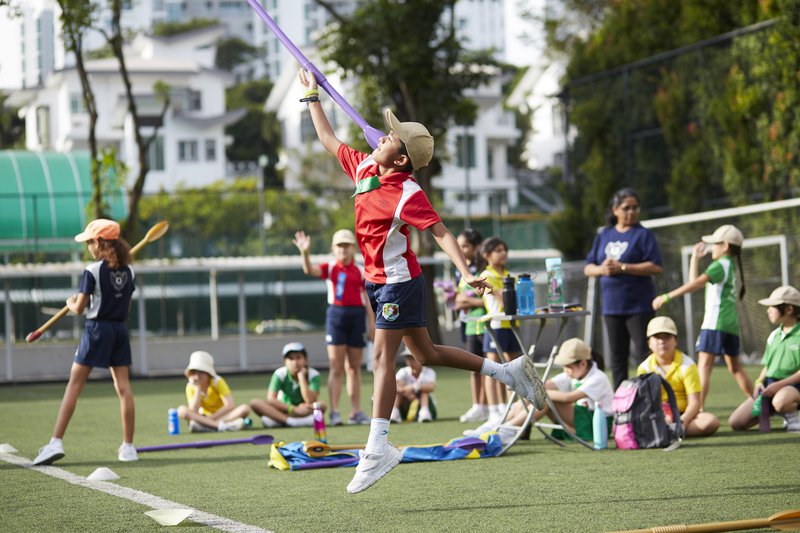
[250,342,325,427]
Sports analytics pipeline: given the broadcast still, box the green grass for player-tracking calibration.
[1,365,798,532]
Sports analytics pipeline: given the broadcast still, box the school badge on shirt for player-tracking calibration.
[382,303,400,321]
[110,270,128,292]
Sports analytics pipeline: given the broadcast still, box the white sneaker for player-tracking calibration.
[505,355,546,410]
[459,405,488,423]
[219,418,244,431]
[260,415,281,428]
[286,414,314,427]
[33,441,65,466]
[785,411,800,432]
[346,444,402,494]
[390,408,402,424]
[497,426,518,447]
[418,407,433,423]
[462,416,501,437]
[189,420,214,433]
[118,444,138,462]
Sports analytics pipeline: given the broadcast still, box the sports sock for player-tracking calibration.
[49,437,62,447]
[365,418,390,452]
[480,359,513,387]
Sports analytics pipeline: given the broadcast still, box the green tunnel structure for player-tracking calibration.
[0,151,127,255]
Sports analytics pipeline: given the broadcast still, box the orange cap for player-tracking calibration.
[74,219,121,242]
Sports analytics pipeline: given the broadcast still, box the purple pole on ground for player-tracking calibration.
[245,0,385,149]
[137,434,274,453]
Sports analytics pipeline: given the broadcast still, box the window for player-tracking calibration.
[70,93,85,114]
[148,136,165,170]
[36,106,50,148]
[178,140,198,162]
[455,134,475,168]
[189,90,201,111]
[300,110,316,143]
[205,139,216,161]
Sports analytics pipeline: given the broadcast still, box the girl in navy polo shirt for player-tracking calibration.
[294,229,375,427]
[33,219,138,465]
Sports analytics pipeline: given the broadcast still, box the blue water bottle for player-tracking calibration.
[168,408,180,435]
[592,401,608,449]
[516,273,535,315]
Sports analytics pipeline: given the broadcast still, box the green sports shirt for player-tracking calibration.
[268,366,321,406]
[700,256,739,335]
[762,323,800,379]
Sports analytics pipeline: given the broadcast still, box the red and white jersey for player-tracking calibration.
[337,144,441,284]
[319,260,366,307]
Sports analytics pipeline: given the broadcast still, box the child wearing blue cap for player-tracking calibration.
[250,342,325,427]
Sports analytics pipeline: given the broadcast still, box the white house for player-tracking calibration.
[14,26,245,192]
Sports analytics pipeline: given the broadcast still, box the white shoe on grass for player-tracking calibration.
[390,408,402,424]
[505,355,546,410]
[219,418,244,431]
[118,443,138,462]
[286,414,314,427]
[418,407,433,423]
[459,405,488,423]
[260,415,281,428]
[346,444,402,494]
[189,420,214,433]
[462,416,501,437]
[33,441,65,466]
[785,411,800,432]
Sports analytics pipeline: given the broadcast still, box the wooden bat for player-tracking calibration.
[25,220,169,343]
[608,509,800,533]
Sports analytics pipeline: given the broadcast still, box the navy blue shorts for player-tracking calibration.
[366,275,427,330]
[325,305,367,347]
[465,334,484,357]
[483,328,522,355]
[762,377,800,415]
[695,329,740,356]
[74,320,132,368]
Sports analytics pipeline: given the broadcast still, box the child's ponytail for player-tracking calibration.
[728,243,745,300]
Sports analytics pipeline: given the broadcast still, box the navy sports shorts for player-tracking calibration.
[695,329,740,357]
[483,328,522,355]
[465,334,484,357]
[325,305,367,347]
[366,275,427,330]
[74,319,132,368]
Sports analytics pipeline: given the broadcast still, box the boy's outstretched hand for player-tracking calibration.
[298,69,317,91]
[463,275,492,295]
[293,230,311,254]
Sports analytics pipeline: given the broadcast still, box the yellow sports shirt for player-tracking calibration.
[186,375,231,415]
[636,350,701,413]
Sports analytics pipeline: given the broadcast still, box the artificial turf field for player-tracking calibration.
[1,364,797,532]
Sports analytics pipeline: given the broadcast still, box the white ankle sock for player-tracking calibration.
[365,418,390,452]
[49,437,62,447]
[480,359,513,387]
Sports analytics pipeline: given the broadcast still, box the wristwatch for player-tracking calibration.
[620,263,627,272]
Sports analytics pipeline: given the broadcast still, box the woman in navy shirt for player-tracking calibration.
[585,188,663,388]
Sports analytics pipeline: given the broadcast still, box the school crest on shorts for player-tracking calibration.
[382,303,400,321]
[110,270,128,292]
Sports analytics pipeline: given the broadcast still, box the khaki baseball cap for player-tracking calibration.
[647,316,678,337]
[331,229,356,247]
[74,219,120,242]
[758,285,800,307]
[553,338,592,366]
[701,224,743,247]
[384,109,434,170]
[184,350,217,378]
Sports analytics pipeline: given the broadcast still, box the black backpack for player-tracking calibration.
[612,372,684,449]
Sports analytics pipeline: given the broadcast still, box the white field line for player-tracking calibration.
[0,452,272,533]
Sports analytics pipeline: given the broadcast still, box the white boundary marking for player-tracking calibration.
[0,452,272,533]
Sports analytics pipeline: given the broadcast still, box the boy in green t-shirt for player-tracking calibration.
[250,342,325,428]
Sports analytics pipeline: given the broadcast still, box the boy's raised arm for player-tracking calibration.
[298,70,342,155]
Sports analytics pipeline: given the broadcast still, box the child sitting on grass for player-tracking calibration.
[391,349,437,423]
[729,286,800,431]
[178,351,251,432]
[250,342,325,428]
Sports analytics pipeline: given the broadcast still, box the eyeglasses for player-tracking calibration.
[618,205,640,212]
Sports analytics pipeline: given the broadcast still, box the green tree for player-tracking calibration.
[313,0,496,341]
[216,37,259,72]
[0,91,24,148]
[152,18,218,37]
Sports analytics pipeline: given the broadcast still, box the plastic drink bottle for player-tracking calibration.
[592,402,608,449]
[502,275,517,315]
[545,257,565,311]
[313,402,327,443]
[168,408,180,435]
[516,273,535,315]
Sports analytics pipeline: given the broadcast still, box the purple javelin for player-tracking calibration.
[246,0,385,149]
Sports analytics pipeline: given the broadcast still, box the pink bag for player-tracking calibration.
[611,383,639,450]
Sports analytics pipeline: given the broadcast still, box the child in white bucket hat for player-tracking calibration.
[729,286,800,432]
[178,351,252,432]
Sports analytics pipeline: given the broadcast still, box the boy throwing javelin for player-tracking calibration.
[298,70,546,493]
